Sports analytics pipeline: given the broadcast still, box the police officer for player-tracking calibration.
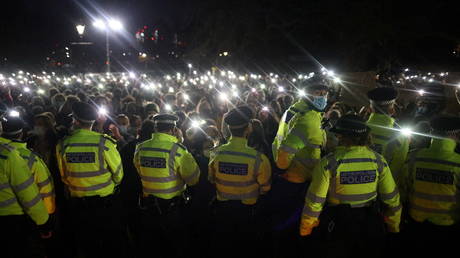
[0,106,51,258]
[300,114,401,257]
[56,101,125,258]
[1,116,56,215]
[401,116,460,254]
[367,87,409,182]
[134,114,200,258]
[209,106,271,258]
[273,84,328,183]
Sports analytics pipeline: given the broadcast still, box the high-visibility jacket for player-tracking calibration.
[0,140,49,225]
[134,133,200,199]
[273,100,326,183]
[8,141,55,214]
[209,137,271,205]
[401,138,460,226]
[301,146,402,232]
[56,129,123,198]
[367,113,409,182]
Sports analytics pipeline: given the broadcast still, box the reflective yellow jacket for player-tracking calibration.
[9,141,55,214]
[367,113,409,183]
[301,146,402,232]
[209,137,271,205]
[273,100,325,183]
[0,140,49,225]
[134,133,200,199]
[56,129,123,197]
[401,138,460,226]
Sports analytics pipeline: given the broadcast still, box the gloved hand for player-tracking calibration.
[37,214,55,239]
[299,219,319,237]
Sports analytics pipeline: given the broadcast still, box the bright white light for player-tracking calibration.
[188,64,192,68]
[271,78,277,84]
[93,19,106,30]
[183,94,190,100]
[251,88,256,93]
[166,75,171,80]
[404,68,409,72]
[9,110,20,117]
[428,78,434,83]
[219,92,228,102]
[98,107,108,116]
[108,19,123,31]
[165,104,172,111]
[141,53,147,58]
[232,90,239,97]
[418,89,425,96]
[76,24,85,35]
[168,87,174,93]
[440,73,445,77]
[98,83,104,89]
[24,87,30,93]
[37,89,45,95]
[278,86,285,92]
[327,70,335,77]
[260,84,266,89]
[400,127,413,136]
[333,77,342,83]
[262,106,269,112]
[298,89,306,97]
[191,119,205,128]
[129,72,136,79]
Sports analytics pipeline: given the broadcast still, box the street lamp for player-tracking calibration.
[93,18,123,73]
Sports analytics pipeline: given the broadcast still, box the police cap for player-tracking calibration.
[1,116,25,136]
[367,87,398,106]
[152,114,179,126]
[430,116,460,136]
[72,101,98,123]
[224,106,254,129]
[330,114,369,136]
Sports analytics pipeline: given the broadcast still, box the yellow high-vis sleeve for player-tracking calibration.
[178,151,200,186]
[257,154,272,194]
[377,161,402,233]
[104,139,123,185]
[33,157,55,214]
[56,141,69,185]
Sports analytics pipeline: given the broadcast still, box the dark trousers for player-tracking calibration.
[139,196,188,258]
[404,217,459,258]
[0,215,45,258]
[212,200,258,258]
[69,195,128,258]
[310,205,385,258]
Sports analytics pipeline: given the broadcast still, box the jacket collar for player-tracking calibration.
[367,113,395,127]
[430,138,457,153]
[151,132,178,143]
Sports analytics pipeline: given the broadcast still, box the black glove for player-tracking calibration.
[37,214,55,239]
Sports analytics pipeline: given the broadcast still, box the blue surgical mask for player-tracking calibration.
[312,96,328,111]
[119,126,128,134]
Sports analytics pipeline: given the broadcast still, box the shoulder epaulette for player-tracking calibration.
[102,134,117,144]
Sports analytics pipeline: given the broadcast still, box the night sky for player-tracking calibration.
[1,0,459,72]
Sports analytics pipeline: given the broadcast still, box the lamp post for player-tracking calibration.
[93,18,123,73]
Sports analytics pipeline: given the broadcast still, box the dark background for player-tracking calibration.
[0,0,459,72]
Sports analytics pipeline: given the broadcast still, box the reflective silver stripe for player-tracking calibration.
[113,164,122,177]
[294,157,319,168]
[413,191,457,202]
[306,191,326,203]
[143,184,184,194]
[14,176,34,192]
[373,134,390,141]
[334,192,377,202]
[215,178,255,187]
[216,151,256,159]
[380,188,399,201]
[338,158,377,164]
[183,167,200,185]
[168,144,179,176]
[279,144,298,154]
[139,147,182,157]
[141,174,177,182]
[36,177,52,188]
[66,143,109,151]
[374,153,386,174]
[27,153,36,170]
[415,158,460,167]
[0,197,16,207]
[68,169,109,178]
[349,201,374,208]
[302,205,321,218]
[68,178,113,191]
[218,189,259,200]
[41,191,55,198]
[326,154,339,177]
[0,183,10,190]
[386,204,402,215]
[98,137,107,174]
[290,128,321,149]
[22,194,42,209]
[411,204,450,214]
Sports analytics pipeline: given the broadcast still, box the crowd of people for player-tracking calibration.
[0,67,459,258]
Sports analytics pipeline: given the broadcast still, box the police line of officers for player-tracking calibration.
[1,84,459,257]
